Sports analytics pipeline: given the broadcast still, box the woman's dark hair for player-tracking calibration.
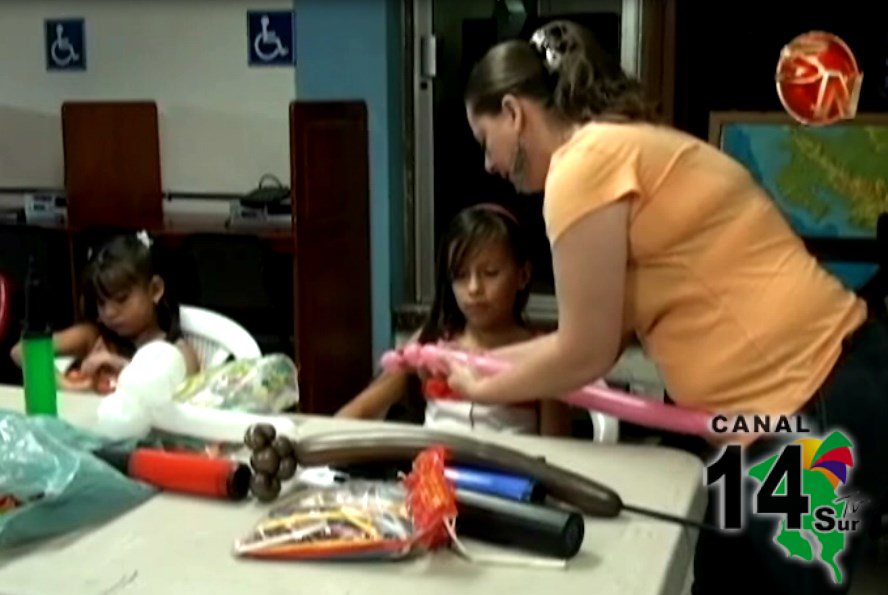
[81,233,181,357]
[418,204,531,344]
[465,20,655,123]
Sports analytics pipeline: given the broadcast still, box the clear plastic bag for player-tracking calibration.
[0,411,155,548]
[235,481,416,560]
[234,447,457,561]
[173,354,299,413]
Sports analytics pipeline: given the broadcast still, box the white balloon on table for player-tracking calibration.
[95,341,298,443]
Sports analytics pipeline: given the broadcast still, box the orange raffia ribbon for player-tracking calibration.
[403,445,457,549]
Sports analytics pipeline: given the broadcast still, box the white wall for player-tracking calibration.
[0,0,295,193]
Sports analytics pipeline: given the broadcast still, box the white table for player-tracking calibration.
[0,386,705,595]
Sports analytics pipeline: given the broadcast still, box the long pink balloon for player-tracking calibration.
[381,343,715,437]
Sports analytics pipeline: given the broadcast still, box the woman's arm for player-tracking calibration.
[488,333,557,364]
[448,200,630,404]
[10,323,99,368]
[335,370,411,419]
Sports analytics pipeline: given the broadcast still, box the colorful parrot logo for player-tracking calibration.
[795,433,855,490]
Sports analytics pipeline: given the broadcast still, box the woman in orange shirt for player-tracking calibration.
[450,20,888,595]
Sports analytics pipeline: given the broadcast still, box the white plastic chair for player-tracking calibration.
[585,379,620,443]
[589,411,620,443]
[179,304,261,370]
[56,305,261,374]
[591,347,668,443]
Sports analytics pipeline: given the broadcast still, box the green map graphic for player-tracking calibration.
[748,432,853,584]
[722,122,888,289]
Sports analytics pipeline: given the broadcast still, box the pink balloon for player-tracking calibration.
[382,343,714,437]
[380,351,405,373]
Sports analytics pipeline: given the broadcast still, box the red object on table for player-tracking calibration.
[124,449,250,501]
[403,446,457,549]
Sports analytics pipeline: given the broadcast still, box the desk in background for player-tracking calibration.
[0,386,705,595]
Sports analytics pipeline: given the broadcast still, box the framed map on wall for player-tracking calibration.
[709,111,888,290]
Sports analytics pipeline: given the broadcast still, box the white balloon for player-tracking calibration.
[95,341,300,444]
[116,341,186,410]
[94,390,152,440]
[153,402,299,443]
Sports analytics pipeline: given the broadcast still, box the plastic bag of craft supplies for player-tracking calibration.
[234,447,457,560]
[173,354,299,413]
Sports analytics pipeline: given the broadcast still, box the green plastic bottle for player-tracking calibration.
[22,260,57,416]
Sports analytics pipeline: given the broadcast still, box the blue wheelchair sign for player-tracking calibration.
[45,19,85,71]
[247,11,295,66]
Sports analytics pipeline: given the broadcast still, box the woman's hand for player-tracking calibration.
[444,356,493,401]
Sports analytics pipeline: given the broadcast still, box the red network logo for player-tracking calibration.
[776,31,863,126]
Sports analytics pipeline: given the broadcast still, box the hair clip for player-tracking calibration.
[135,230,152,249]
[529,24,570,73]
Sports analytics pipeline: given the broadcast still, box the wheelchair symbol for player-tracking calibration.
[50,23,80,67]
[253,15,289,62]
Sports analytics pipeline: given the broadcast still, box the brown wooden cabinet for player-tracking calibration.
[62,101,164,231]
[290,101,372,415]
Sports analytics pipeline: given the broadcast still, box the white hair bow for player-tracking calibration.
[135,230,152,249]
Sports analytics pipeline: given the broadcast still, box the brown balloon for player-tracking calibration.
[277,456,297,480]
[250,472,281,502]
[250,447,281,475]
